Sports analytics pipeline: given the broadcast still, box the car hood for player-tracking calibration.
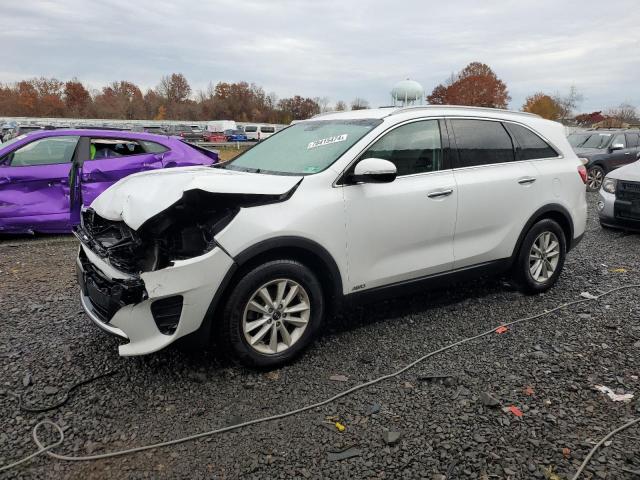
[90,166,303,230]
[607,161,640,182]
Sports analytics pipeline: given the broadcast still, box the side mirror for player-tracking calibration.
[351,158,397,184]
[610,143,625,151]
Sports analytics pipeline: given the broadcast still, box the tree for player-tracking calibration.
[350,97,369,110]
[553,85,583,122]
[574,111,606,127]
[427,62,510,108]
[64,79,91,117]
[335,100,347,111]
[277,96,320,122]
[522,93,562,120]
[606,103,639,124]
[314,96,331,113]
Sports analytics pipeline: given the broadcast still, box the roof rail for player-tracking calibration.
[388,105,541,119]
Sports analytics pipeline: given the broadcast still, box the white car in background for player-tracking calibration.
[598,152,640,231]
[75,106,587,367]
[244,124,277,141]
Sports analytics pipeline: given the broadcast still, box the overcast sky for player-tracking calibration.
[1,0,639,113]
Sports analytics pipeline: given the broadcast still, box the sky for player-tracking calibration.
[1,0,639,113]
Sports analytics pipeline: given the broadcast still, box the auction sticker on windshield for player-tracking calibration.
[307,134,348,149]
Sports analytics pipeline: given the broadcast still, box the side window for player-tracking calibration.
[625,133,639,148]
[612,134,626,148]
[89,138,146,160]
[450,119,514,167]
[360,120,442,176]
[506,123,558,160]
[261,126,276,133]
[8,136,79,167]
[140,140,169,154]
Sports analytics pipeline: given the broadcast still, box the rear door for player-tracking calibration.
[0,135,79,232]
[449,118,541,268]
[79,136,164,207]
[343,119,457,290]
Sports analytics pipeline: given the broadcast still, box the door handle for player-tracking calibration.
[518,177,537,185]
[427,189,453,198]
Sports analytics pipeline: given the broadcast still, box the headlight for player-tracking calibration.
[602,177,617,194]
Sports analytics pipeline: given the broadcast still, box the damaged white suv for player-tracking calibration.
[75,106,587,367]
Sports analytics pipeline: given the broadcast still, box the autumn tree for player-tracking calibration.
[574,111,606,127]
[350,97,369,110]
[522,93,562,120]
[277,96,320,122]
[64,79,91,117]
[427,62,510,108]
[94,81,145,119]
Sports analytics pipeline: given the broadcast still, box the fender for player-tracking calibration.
[234,236,344,297]
[512,203,575,258]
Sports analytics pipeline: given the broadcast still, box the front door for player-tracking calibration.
[0,135,79,233]
[79,136,163,207]
[342,119,457,291]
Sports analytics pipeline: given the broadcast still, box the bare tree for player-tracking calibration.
[553,85,583,122]
[314,96,331,113]
[335,100,347,111]
[605,102,639,123]
[350,97,369,110]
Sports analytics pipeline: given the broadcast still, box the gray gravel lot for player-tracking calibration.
[1,193,640,479]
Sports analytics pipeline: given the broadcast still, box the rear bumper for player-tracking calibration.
[77,242,235,356]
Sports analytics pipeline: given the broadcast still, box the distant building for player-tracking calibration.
[391,79,424,106]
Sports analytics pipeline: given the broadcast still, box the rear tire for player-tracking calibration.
[512,219,566,294]
[219,259,324,368]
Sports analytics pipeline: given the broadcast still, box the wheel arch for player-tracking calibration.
[512,204,575,261]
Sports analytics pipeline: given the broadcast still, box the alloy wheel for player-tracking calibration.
[587,168,604,190]
[529,231,560,283]
[242,278,310,355]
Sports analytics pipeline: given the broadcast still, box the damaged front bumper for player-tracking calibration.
[75,229,234,356]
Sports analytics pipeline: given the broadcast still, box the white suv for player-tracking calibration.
[75,106,588,367]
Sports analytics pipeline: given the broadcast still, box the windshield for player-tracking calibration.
[581,133,612,149]
[568,133,590,147]
[224,119,383,175]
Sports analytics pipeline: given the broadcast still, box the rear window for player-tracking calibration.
[506,123,558,160]
[140,140,169,154]
[450,119,515,167]
[89,138,145,159]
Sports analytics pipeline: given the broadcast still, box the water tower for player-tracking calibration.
[391,79,424,106]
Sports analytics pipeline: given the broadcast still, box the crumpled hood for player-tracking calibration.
[607,161,640,182]
[90,166,302,230]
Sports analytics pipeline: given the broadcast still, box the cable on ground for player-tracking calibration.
[1,284,639,476]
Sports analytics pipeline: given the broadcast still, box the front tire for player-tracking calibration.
[512,219,566,294]
[220,259,324,368]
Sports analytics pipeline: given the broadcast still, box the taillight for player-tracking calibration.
[577,165,587,184]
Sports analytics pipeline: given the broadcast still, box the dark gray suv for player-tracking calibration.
[568,129,640,191]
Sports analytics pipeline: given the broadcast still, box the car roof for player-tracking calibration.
[310,105,542,122]
[19,128,177,142]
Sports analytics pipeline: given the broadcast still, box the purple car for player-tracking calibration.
[0,129,218,234]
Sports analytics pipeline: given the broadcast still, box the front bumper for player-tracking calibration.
[76,240,235,356]
[598,188,640,232]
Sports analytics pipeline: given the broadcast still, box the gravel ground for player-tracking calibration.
[1,193,640,479]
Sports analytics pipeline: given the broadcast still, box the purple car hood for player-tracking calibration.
[91,166,302,230]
